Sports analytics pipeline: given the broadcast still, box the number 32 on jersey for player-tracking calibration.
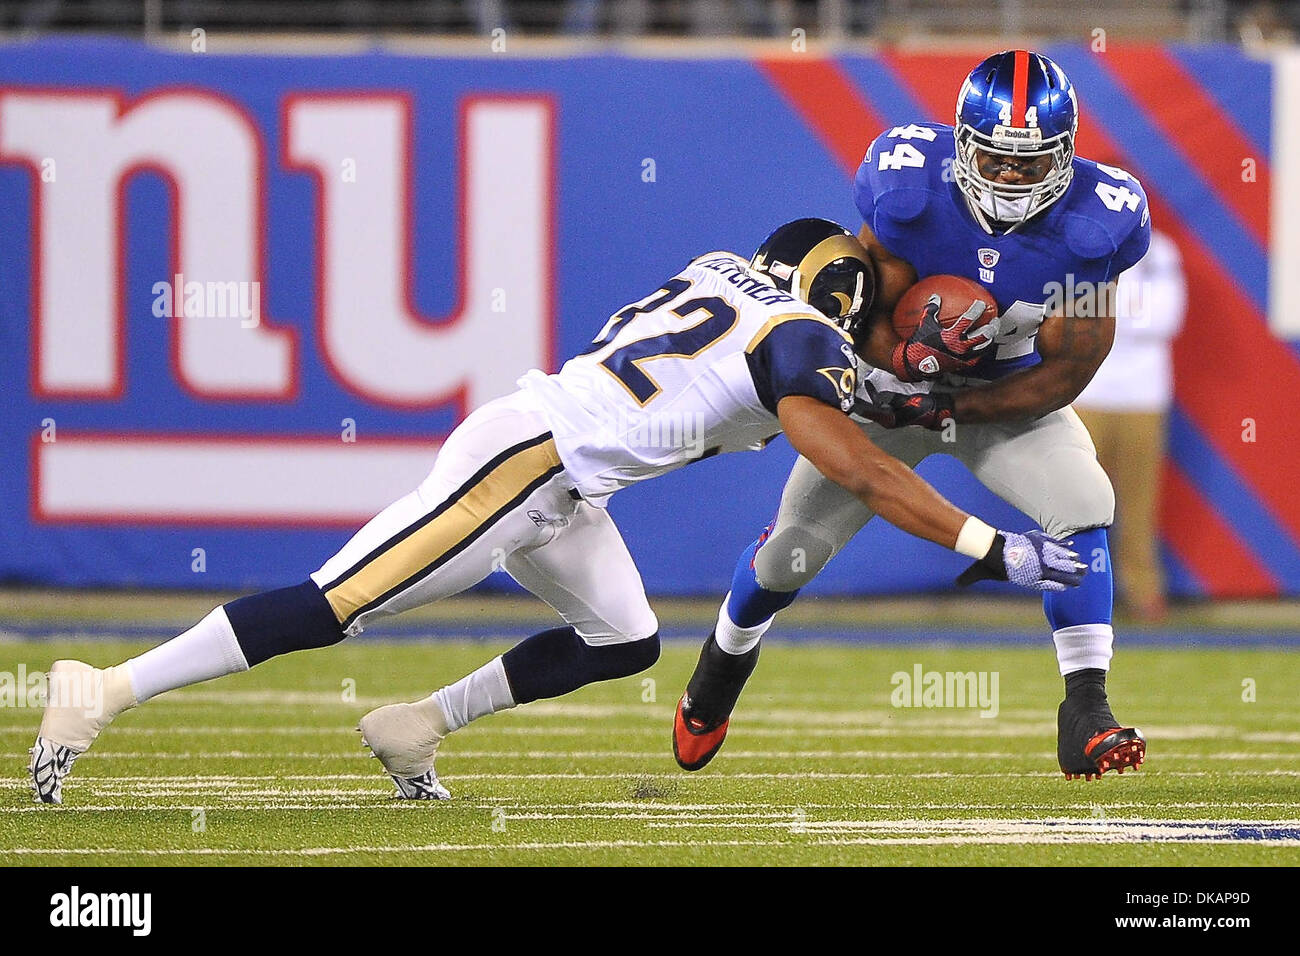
[582,280,739,405]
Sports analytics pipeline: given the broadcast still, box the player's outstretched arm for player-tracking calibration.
[777,395,1086,590]
[779,394,968,548]
[951,286,1117,425]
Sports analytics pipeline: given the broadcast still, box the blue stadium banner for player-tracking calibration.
[0,38,1287,596]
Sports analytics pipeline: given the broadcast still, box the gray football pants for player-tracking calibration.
[753,407,1116,592]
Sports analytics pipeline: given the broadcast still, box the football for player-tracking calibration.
[892,274,999,339]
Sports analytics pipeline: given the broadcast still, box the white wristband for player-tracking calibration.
[955,516,998,559]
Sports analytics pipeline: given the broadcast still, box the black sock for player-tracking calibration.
[683,633,760,725]
[501,626,660,704]
[1065,667,1108,700]
[224,580,346,667]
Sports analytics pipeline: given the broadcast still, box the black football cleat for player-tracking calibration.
[672,632,759,772]
[1057,684,1145,781]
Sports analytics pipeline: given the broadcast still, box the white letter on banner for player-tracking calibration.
[1272,49,1300,339]
[0,90,294,398]
[285,95,553,410]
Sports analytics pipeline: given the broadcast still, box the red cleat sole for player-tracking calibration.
[672,697,730,772]
[1062,727,1145,781]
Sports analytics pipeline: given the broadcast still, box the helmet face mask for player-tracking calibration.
[953,51,1078,233]
[749,218,876,348]
[806,258,868,326]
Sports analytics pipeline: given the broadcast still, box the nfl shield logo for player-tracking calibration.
[978,248,1000,269]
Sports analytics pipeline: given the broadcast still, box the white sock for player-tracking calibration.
[408,694,451,737]
[433,656,516,733]
[1053,624,1115,676]
[714,594,773,656]
[125,606,250,702]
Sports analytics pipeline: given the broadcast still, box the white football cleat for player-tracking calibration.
[28,737,80,807]
[358,698,452,800]
[29,660,137,805]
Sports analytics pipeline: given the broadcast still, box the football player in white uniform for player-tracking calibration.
[30,219,1084,804]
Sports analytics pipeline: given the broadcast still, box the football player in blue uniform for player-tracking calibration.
[674,51,1151,780]
[30,218,1085,804]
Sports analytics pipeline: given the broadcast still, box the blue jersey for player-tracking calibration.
[854,122,1151,382]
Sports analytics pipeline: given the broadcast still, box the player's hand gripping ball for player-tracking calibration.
[890,275,1000,382]
[854,385,955,431]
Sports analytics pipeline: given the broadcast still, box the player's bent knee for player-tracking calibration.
[582,605,659,648]
[567,628,663,678]
[1040,453,1115,539]
[623,606,661,645]
[502,626,659,704]
[754,528,835,592]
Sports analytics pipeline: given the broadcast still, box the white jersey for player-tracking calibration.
[519,251,860,504]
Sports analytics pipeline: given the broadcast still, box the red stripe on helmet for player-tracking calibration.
[1011,50,1030,127]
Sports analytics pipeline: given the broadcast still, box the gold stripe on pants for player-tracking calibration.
[322,435,562,627]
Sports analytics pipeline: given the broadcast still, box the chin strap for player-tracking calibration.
[962,192,1027,236]
[963,193,997,235]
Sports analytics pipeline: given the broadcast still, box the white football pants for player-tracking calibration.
[310,389,659,645]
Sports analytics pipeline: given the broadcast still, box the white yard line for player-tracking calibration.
[645,817,1300,830]
[4,824,1299,855]
[1244,732,1300,743]
[0,840,789,856]
[21,693,1193,728]
[8,799,1300,814]
[4,770,1300,790]
[0,720,1265,737]
[4,748,1296,761]
[0,725,353,736]
[812,835,1300,846]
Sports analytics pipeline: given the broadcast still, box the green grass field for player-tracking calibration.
[1,636,1298,865]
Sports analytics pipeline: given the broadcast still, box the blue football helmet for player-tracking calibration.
[953,50,1078,232]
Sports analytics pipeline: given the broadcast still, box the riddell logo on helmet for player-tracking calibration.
[991,125,1043,145]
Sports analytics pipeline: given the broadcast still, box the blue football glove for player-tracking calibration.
[956,530,1087,592]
